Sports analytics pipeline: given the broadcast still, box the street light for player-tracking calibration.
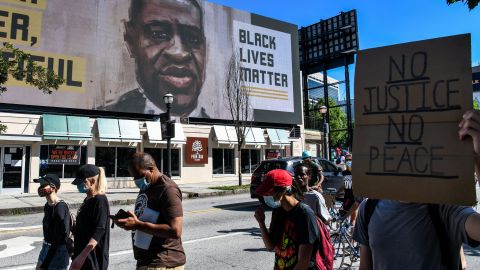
[319,105,329,160]
[164,93,174,178]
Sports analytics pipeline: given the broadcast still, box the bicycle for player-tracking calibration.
[323,188,360,269]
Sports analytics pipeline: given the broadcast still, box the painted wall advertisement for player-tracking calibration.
[0,0,301,124]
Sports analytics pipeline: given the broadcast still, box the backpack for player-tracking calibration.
[364,199,461,270]
[314,216,335,270]
[56,200,76,257]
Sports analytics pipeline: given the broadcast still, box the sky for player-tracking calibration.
[207,0,480,99]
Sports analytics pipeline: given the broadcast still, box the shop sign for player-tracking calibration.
[186,137,208,164]
[48,145,81,165]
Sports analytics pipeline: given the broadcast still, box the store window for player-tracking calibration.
[265,149,286,160]
[241,149,260,174]
[143,148,181,177]
[39,145,87,179]
[212,148,235,174]
[95,147,136,178]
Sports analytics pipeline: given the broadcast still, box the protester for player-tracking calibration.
[354,109,480,270]
[254,169,330,270]
[336,155,361,225]
[294,164,331,223]
[70,165,110,270]
[35,174,71,270]
[115,152,185,270]
[299,150,323,190]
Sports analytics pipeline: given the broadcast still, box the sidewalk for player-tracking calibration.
[0,179,251,216]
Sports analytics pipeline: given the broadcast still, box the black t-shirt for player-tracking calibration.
[133,175,185,268]
[41,201,70,268]
[74,195,110,270]
[270,202,318,270]
[342,170,354,200]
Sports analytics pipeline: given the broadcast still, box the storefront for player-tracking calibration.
[0,113,302,194]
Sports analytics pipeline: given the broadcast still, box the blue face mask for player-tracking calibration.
[346,161,352,168]
[263,196,281,208]
[77,183,88,193]
[134,177,149,190]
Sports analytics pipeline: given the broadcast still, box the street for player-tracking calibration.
[0,193,479,269]
[0,194,273,270]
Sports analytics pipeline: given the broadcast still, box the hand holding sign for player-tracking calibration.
[353,34,476,205]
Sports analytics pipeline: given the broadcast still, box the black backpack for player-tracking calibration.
[364,199,461,270]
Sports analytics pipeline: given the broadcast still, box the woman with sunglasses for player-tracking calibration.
[35,174,71,270]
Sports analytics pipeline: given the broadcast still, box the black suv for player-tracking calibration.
[250,157,302,199]
[312,157,344,191]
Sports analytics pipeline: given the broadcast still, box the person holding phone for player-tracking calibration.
[115,152,185,270]
[70,165,110,270]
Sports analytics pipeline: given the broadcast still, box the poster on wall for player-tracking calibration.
[0,0,301,124]
[48,145,81,165]
[185,137,208,164]
[353,34,475,205]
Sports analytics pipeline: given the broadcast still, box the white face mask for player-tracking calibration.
[263,196,281,208]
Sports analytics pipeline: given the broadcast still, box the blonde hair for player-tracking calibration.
[90,167,107,195]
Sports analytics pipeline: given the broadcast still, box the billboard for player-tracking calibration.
[0,0,301,124]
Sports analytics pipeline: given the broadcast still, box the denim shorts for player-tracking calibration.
[38,242,70,270]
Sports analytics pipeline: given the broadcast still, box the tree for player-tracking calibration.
[223,55,253,186]
[474,99,480,110]
[447,0,479,10]
[0,43,64,133]
[311,97,349,148]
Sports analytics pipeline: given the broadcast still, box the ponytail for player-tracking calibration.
[95,167,107,195]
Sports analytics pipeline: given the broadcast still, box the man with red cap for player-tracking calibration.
[254,169,323,270]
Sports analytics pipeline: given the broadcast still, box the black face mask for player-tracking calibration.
[38,184,55,197]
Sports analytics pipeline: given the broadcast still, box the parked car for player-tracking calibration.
[250,157,302,199]
[312,157,344,191]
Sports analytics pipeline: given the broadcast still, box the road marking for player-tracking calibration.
[0,230,256,269]
[0,223,22,226]
[0,236,43,259]
[0,226,42,232]
[0,201,260,235]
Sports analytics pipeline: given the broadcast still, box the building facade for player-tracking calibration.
[0,0,304,194]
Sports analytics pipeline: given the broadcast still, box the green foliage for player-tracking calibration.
[447,0,479,10]
[0,42,64,94]
[0,43,65,133]
[474,99,480,110]
[311,97,348,148]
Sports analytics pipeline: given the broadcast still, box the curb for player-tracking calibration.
[0,189,250,216]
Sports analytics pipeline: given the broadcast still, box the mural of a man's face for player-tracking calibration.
[126,0,206,115]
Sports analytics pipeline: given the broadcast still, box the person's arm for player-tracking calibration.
[255,206,274,250]
[465,213,480,242]
[458,110,480,243]
[292,244,314,270]
[359,245,373,270]
[69,238,98,270]
[117,186,183,239]
[131,215,183,239]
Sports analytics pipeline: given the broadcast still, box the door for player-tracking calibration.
[0,146,25,194]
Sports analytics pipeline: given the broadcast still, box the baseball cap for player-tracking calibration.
[72,164,100,185]
[302,150,312,160]
[255,169,293,196]
[34,174,61,189]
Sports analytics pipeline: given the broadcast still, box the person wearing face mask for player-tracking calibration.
[34,174,71,270]
[254,169,325,270]
[70,164,110,270]
[115,152,185,270]
[336,154,361,225]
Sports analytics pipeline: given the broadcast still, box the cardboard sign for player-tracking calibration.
[353,34,475,205]
[185,137,208,164]
[48,145,81,165]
